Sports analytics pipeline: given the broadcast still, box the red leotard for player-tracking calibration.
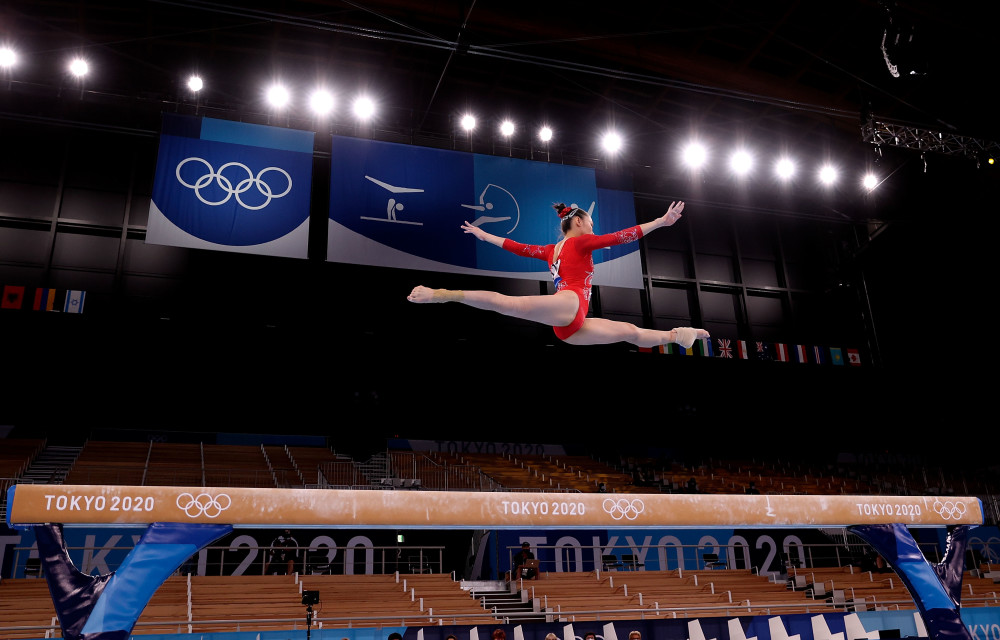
[501,225,643,339]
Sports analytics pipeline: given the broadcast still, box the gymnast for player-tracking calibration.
[407,200,710,349]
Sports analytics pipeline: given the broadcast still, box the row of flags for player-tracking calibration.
[1,285,86,314]
[2,283,860,366]
[639,337,863,366]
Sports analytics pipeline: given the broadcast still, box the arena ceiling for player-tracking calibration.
[2,0,994,186]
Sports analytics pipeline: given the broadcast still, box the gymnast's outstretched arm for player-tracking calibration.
[460,221,504,247]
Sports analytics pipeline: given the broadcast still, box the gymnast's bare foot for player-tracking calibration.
[407,286,464,303]
[672,327,710,349]
[407,285,435,303]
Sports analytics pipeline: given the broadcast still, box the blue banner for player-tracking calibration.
[327,136,643,288]
[147,114,314,258]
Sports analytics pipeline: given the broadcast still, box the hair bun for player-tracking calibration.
[553,202,573,218]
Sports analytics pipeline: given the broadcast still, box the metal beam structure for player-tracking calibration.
[862,119,1000,164]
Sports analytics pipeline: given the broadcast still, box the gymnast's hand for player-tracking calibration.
[658,201,684,227]
[461,221,490,241]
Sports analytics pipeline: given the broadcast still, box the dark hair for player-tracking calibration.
[492,629,506,640]
[553,202,587,234]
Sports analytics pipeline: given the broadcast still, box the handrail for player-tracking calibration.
[141,440,152,486]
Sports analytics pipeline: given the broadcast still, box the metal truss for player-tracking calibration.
[861,119,1000,164]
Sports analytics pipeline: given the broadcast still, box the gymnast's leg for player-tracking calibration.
[564,317,709,348]
[407,285,579,327]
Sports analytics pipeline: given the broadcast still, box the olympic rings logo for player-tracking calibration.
[603,498,645,520]
[175,157,292,210]
[176,492,232,518]
[932,500,967,520]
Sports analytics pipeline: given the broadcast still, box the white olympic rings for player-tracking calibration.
[932,500,967,521]
[603,497,645,521]
[176,492,232,518]
[175,157,292,210]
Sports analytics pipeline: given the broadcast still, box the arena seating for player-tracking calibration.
[286,446,352,486]
[63,441,149,485]
[518,568,825,622]
[0,577,58,640]
[56,441,344,489]
[0,439,45,480]
[20,436,979,499]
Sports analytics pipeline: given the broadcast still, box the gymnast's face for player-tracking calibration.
[578,212,594,234]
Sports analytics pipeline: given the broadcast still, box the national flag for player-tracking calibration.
[812,345,828,365]
[774,343,789,362]
[736,340,750,359]
[658,344,680,355]
[830,347,844,365]
[2,285,25,309]
[638,346,653,353]
[63,290,86,314]
[681,343,695,356]
[697,337,714,357]
[717,338,734,358]
[847,348,861,366]
[793,344,808,363]
[32,288,59,311]
[755,341,773,361]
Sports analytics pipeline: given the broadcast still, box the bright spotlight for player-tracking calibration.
[500,120,515,137]
[0,47,16,69]
[602,131,623,153]
[310,89,334,115]
[818,165,838,185]
[538,126,553,143]
[460,114,476,131]
[187,75,203,92]
[730,150,753,176]
[353,96,375,120]
[68,58,89,78]
[266,84,290,109]
[681,142,707,169]
[862,173,878,190]
[775,158,796,180]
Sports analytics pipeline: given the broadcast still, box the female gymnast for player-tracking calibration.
[407,200,709,349]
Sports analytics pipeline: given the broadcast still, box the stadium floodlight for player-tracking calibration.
[775,157,796,180]
[0,47,16,69]
[818,164,838,185]
[187,75,203,92]
[309,89,334,115]
[353,95,375,120]
[538,126,553,143]
[266,84,290,109]
[681,142,708,169]
[862,173,878,190]
[500,120,515,137]
[729,150,753,176]
[602,131,623,153]
[68,58,89,78]
[460,114,476,131]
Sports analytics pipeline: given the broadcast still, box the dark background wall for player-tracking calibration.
[1,105,993,455]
